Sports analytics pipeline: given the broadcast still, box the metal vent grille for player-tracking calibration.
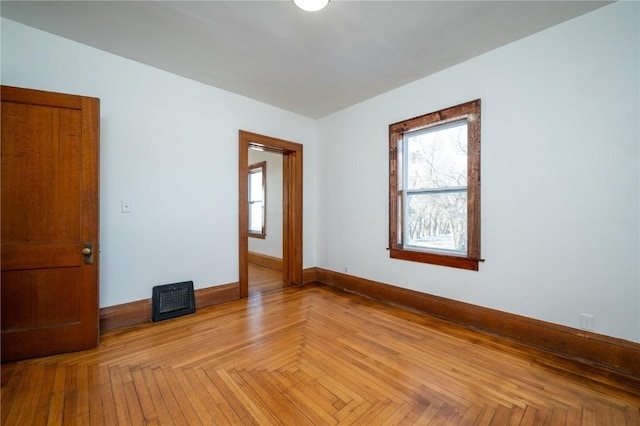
[152,281,195,322]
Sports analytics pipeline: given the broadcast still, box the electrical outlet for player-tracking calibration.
[580,313,595,331]
[344,266,349,273]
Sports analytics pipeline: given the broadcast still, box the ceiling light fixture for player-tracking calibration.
[294,0,330,12]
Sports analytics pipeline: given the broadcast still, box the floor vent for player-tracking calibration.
[152,281,195,322]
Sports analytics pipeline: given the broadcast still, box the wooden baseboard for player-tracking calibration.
[100,283,238,333]
[314,268,640,384]
[248,251,283,271]
[303,267,318,284]
[100,299,151,333]
[99,267,318,332]
[194,283,239,310]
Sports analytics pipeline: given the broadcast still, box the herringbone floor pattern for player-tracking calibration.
[2,274,639,425]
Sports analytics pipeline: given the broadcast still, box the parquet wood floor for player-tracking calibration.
[249,263,284,294]
[2,281,638,425]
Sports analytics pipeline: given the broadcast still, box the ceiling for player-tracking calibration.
[1,1,610,118]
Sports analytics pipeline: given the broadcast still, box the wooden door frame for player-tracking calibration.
[239,130,303,298]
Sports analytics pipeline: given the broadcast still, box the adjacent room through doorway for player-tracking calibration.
[247,147,285,294]
[238,130,303,299]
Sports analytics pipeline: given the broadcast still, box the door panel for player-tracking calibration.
[1,103,82,243]
[1,86,100,362]
[1,268,82,329]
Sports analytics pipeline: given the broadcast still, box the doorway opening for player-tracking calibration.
[248,149,283,294]
[238,130,303,298]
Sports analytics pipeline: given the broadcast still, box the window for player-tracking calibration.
[248,161,266,238]
[389,99,481,270]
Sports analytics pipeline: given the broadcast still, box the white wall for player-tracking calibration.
[318,1,639,342]
[1,18,318,308]
[2,2,638,343]
[248,149,283,258]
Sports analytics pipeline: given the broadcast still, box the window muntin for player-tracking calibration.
[389,99,481,270]
[248,162,266,238]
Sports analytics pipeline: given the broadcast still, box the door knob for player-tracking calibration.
[82,243,94,264]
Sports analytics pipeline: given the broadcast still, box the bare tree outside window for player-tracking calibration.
[405,121,468,253]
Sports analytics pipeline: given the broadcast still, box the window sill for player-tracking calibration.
[389,248,479,271]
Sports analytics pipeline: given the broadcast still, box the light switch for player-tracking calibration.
[121,201,132,213]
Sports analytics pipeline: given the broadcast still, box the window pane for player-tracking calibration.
[249,202,263,232]
[406,191,467,253]
[249,171,263,202]
[406,121,467,190]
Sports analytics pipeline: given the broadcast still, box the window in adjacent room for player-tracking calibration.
[248,161,266,238]
[389,99,481,270]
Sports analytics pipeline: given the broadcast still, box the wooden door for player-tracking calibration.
[1,86,100,362]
